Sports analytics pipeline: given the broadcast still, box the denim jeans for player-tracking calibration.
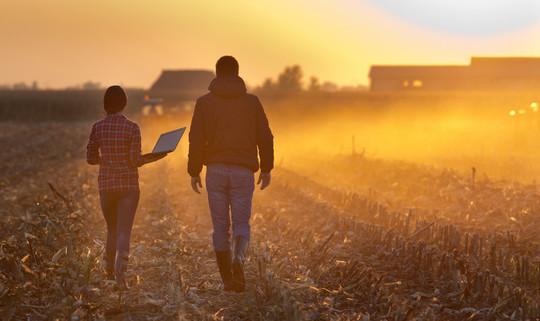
[99,190,140,277]
[206,164,255,251]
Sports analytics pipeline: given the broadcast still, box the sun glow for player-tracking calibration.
[2,1,540,88]
[369,0,540,36]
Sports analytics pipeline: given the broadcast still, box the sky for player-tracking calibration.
[1,0,540,89]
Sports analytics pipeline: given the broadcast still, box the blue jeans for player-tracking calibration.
[99,190,140,277]
[206,164,255,251]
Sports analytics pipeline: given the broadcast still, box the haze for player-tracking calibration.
[2,0,540,88]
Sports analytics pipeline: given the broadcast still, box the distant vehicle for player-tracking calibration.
[141,96,164,116]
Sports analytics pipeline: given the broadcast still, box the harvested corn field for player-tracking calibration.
[1,119,540,321]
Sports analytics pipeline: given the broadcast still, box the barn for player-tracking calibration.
[146,70,215,107]
[369,57,540,92]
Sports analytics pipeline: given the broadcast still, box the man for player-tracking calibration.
[188,56,274,292]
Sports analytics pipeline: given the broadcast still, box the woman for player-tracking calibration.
[86,86,166,288]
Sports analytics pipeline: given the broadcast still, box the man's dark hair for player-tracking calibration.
[104,85,127,114]
[216,56,239,77]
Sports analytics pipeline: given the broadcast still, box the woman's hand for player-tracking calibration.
[140,152,168,166]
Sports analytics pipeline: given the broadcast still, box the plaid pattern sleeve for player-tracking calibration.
[129,125,142,167]
[86,124,100,165]
[89,114,140,192]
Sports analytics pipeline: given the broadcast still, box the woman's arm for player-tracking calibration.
[86,124,100,165]
[129,124,167,167]
[129,125,143,167]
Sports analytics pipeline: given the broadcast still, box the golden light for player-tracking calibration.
[412,80,423,88]
[518,109,526,115]
[509,110,517,117]
[531,102,538,112]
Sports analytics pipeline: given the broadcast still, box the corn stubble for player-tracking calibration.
[1,122,540,320]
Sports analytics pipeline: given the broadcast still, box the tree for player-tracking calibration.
[260,78,275,92]
[308,77,321,92]
[12,82,29,90]
[82,81,101,90]
[320,81,338,92]
[276,65,303,93]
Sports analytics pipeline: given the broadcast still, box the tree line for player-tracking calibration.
[254,65,367,95]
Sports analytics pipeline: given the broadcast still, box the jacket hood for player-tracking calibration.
[208,76,247,98]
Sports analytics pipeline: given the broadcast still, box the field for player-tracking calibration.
[2,104,540,321]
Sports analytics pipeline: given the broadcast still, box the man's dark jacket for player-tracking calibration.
[188,76,274,177]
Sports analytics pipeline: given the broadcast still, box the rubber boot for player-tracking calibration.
[215,251,234,291]
[232,236,249,292]
[115,251,129,290]
[103,254,115,280]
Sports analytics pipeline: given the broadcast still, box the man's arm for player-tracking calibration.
[86,124,100,165]
[188,99,205,178]
[255,97,274,190]
[255,97,274,173]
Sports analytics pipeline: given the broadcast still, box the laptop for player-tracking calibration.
[149,127,186,155]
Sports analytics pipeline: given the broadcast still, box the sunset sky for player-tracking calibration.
[2,0,540,89]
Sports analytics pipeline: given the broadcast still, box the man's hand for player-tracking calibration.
[191,176,203,194]
[257,172,271,190]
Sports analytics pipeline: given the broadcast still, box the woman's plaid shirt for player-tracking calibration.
[86,114,141,192]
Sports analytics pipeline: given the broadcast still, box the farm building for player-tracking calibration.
[369,57,540,92]
[146,69,215,107]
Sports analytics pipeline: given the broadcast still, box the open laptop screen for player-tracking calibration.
[151,127,186,154]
